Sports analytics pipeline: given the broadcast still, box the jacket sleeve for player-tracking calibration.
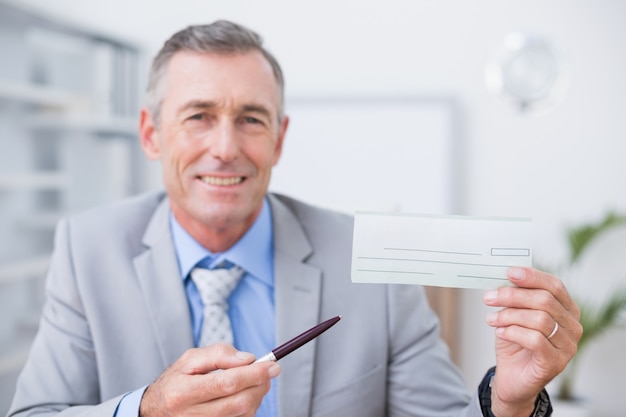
[7,217,124,417]
[385,284,485,417]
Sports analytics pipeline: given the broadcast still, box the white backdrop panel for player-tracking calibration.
[269,97,457,215]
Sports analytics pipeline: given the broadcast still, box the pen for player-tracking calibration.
[254,315,342,363]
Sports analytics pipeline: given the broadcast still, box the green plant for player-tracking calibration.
[556,212,626,401]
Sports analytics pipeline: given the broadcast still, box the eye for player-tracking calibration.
[188,113,205,121]
[243,116,262,124]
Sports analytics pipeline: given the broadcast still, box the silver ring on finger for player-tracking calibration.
[547,321,559,340]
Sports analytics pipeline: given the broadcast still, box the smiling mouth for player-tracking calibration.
[199,176,245,186]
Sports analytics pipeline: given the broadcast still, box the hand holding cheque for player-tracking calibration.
[352,212,583,417]
[484,267,581,416]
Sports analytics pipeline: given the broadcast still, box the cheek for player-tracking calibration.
[254,146,281,173]
[162,133,200,168]
[262,136,284,166]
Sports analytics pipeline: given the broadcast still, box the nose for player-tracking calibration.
[209,120,239,163]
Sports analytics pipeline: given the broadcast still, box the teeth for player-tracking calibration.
[200,176,244,186]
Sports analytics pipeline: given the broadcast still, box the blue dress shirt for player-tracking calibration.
[115,198,276,417]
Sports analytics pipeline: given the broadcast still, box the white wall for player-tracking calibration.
[9,0,626,414]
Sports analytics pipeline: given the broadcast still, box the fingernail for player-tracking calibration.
[236,351,254,361]
[509,267,525,280]
[495,327,505,337]
[486,312,498,324]
[268,363,281,378]
[483,290,497,303]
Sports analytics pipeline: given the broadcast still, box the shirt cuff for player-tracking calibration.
[114,385,148,417]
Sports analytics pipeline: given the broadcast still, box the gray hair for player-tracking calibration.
[146,20,285,125]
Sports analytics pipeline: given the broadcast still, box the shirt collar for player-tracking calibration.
[170,198,274,287]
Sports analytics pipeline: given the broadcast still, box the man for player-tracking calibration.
[8,20,581,417]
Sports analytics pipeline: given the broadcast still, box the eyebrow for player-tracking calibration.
[177,100,218,116]
[177,100,273,121]
[241,104,272,121]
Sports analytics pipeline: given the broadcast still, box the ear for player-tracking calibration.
[139,107,161,160]
[272,115,289,166]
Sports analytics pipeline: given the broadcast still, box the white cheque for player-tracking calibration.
[351,211,532,290]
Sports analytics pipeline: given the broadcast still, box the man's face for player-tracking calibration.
[140,51,288,249]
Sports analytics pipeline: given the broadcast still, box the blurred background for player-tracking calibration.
[1,0,625,415]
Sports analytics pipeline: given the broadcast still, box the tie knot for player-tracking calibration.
[191,266,245,305]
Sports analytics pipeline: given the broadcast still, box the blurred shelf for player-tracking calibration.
[24,114,138,138]
[0,81,85,109]
[0,2,144,404]
[0,346,30,376]
[16,212,63,230]
[0,172,68,189]
[0,324,38,376]
[0,256,50,285]
[0,2,142,52]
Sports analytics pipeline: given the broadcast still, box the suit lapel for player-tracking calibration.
[269,195,322,417]
[133,197,194,368]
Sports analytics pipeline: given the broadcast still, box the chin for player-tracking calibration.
[200,205,246,225]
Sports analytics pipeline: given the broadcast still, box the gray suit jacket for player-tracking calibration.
[8,192,483,417]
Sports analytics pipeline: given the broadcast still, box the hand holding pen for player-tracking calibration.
[140,343,279,417]
[139,316,341,417]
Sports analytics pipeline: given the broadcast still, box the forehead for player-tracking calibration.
[161,50,281,116]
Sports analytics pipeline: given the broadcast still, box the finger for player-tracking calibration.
[195,361,280,402]
[546,321,559,341]
[179,343,256,375]
[494,324,576,371]
[507,267,580,319]
[484,290,582,348]
[484,270,583,345]
[189,379,272,417]
[191,363,278,416]
[487,304,581,354]
[487,307,574,347]
[483,285,567,324]
[495,324,554,354]
[487,307,556,338]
